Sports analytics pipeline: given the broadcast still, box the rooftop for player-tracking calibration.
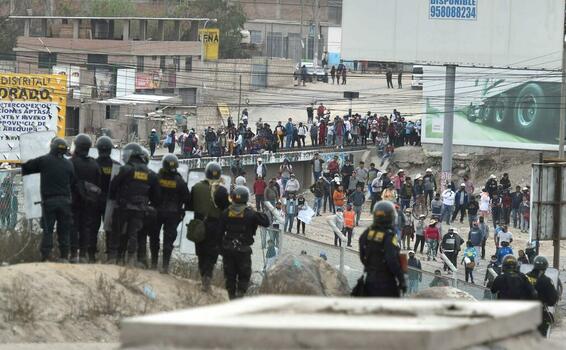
[9,15,215,22]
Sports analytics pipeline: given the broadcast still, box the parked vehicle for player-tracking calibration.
[411,65,424,90]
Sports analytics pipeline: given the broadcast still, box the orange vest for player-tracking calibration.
[344,210,355,228]
[333,190,345,206]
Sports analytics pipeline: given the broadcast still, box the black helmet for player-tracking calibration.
[162,154,179,173]
[372,200,397,226]
[533,256,549,271]
[205,161,222,180]
[231,186,249,204]
[501,255,518,272]
[73,133,92,157]
[141,147,150,164]
[122,143,145,163]
[95,136,113,157]
[50,137,69,156]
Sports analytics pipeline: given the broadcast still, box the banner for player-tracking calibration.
[422,66,562,150]
[199,28,220,61]
[0,73,67,162]
[52,65,81,99]
[135,71,161,90]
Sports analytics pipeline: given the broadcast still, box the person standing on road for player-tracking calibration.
[341,68,347,85]
[407,251,422,294]
[219,186,270,299]
[322,172,333,213]
[413,215,426,254]
[452,183,469,224]
[284,173,300,198]
[485,175,498,198]
[21,138,75,262]
[462,241,477,284]
[253,176,267,212]
[284,118,294,148]
[297,122,308,147]
[310,122,318,146]
[349,185,366,226]
[510,186,523,229]
[397,70,403,89]
[441,186,455,225]
[188,162,230,292]
[70,134,102,264]
[400,177,413,211]
[333,184,347,212]
[333,207,345,247]
[468,221,484,261]
[491,193,503,229]
[386,69,394,89]
[310,177,325,216]
[491,255,537,301]
[423,169,437,206]
[424,219,441,261]
[441,228,463,273]
[300,65,308,86]
[467,195,479,228]
[330,65,336,84]
[525,256,559,337]
[279,159,293,191]
[359,201,406,297]
[343,204,355,246]
[284,193,298,233]
[149,129,159,157]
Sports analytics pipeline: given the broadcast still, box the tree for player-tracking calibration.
[86,0,135,17]
[0,17,18,59]
[175,0,248,59]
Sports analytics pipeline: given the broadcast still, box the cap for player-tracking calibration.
[426,168,432,172]
[398,169,404,174]
[415,173,422,180]
[151,128,156,132]
[257,158,263,162]
[460,183,466,187]
[490,174,496,179]
[419,214,426,219]
[429,219,437,225]
[408,250,415,255]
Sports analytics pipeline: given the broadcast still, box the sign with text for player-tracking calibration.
[429,0,478,21]
[0,73,67,162]
[199,28,220,61]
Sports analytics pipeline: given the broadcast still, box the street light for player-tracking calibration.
[201,19,218,64]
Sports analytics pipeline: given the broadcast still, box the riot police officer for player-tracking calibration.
[218,186,270,299]
[188,162,230,291]
[95,136,120,263]
[70,134,102,263]
[490,254,537,300]
[359,200,406,297]
[21,137,75,262]
[109,143,160,267]
[149,154,190,273]
[526,256,559,337]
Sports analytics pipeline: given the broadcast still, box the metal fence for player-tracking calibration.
[0,169,24,231]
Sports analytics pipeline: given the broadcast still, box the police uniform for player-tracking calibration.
[109,144,160,266]
[359,227,405,297]
[149,157,190,272]
[526,257,559,337]
[21,138,75,261]
[188,163,230,288]
[218,187,270,299]
[490,255,537,300]
[70,134,102,263]
[95,136,120,262]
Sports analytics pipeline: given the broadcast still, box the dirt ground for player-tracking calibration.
[0,263,227,343]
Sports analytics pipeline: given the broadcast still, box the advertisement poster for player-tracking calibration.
[422,66,561,150]
[0,73,67,162]
[52,65,81,99]
[135,71,162,90]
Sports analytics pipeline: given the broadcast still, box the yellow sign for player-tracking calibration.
[0,73,67,162]
[217,103,230,119]
[199,28,220,61]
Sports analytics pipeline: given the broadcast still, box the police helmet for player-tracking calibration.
[533,256,549,271]
[205,161,222,180]
[162,154,179,172]
[372,200,397,226]
[231,186,249,204]
[50,137,69,156]
[73,134,92,157]
[501,254,518,272]
[122,143,145,163]
[95,136,113,157]
[140,147,150,164]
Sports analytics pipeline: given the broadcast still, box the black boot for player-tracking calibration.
[69,250,79,264]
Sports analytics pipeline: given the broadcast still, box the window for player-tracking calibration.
[160,56,166,70]
[105,105,120,120]
[250,30,262,45]
[87,54,108,71]
[137,56,144,72]
[38,53,57,69]
[173,56,180,72]
[185,56,193,72]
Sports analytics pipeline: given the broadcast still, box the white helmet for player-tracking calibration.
[426,168,432,173]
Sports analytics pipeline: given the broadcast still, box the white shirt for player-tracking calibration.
[442,189,455,206]
[498,231,513,244]
[256,164,263,178]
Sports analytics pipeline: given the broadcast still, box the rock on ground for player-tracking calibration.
[411,287,476,301]
[0,263,227,343]
[259,253,350,296]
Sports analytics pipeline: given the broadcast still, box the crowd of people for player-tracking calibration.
[146,105,422,160]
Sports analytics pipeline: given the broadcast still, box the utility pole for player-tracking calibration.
[300,0,304,60]
[237,75,242,126]
[441,65,456,193]
[312,0,321,65]
[559,13,566,159]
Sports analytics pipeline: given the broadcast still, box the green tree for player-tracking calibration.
[86,0,136,17]
[0,17,18,59]
[175,0,248,59]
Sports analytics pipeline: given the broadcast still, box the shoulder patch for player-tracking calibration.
[133,171,148,181]
[228,209,245,218]
[101,167,112,175]
[392,234,399,247]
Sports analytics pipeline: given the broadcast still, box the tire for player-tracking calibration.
[488,93,512,128]
[513,83,547,138]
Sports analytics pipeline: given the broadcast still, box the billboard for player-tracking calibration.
[52,65,81,99]
[0,73,67,162]
[421,66,562,150]
[199,28,220,61]
[342,0,564,70]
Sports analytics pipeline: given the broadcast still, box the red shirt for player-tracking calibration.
[253,180,267,195]
[424,227,440,240]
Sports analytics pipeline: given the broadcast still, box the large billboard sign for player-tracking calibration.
[342,0,564,70]
[199,28,220,61]
[422,66,562,150]
[0,73,67,162]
